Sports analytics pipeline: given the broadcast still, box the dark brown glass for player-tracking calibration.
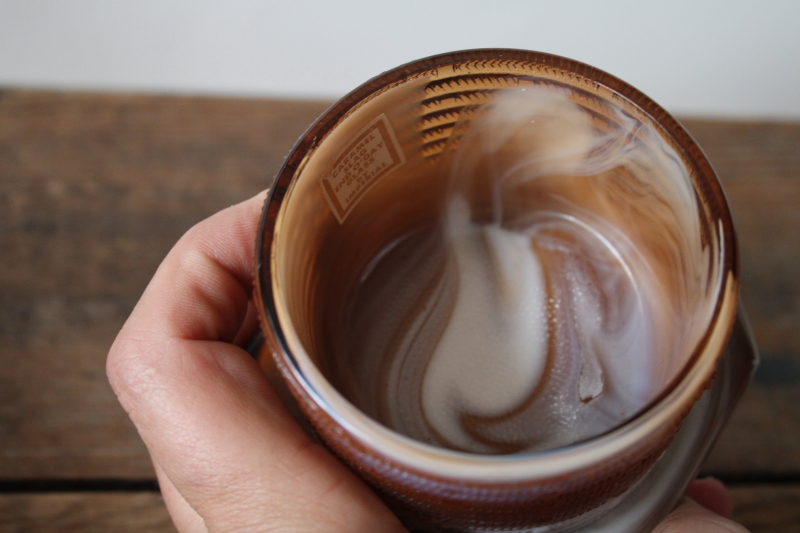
[254,49,755,532]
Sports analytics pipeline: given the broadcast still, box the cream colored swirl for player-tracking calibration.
[337,85,714,454]
[420,197,548,450]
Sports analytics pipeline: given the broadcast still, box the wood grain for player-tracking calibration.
[0,493,176,533]
[0,91,798,485]
[684,118,800,477]
[1,485,797,533]
[0,90,330,478]
[730,484,800,533]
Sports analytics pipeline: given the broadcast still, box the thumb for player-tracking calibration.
[107,191,406,532]
[652,497,749,533]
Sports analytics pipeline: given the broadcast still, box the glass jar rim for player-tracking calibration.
[255,48,740,481]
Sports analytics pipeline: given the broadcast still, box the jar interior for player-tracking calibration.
[273,60,723,454]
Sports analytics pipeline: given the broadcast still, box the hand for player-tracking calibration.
[107,191,749,533]
[107,191,405,532]
[654,477,749,533]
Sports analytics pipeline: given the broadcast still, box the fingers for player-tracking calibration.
[232,300,260,348]
[653,478,749,533]
[107,191,406,532]
[684,478,734,519]
[123,191,263,345]
[653,498,749,533]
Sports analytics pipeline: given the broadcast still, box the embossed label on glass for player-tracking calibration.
[320,114,405,223]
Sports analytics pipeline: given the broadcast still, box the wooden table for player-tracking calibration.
[0,90,798,532]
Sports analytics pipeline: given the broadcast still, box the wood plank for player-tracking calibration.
[0,492,176,533]
[0,485,796,533]
[0,90,798,479]
[0,90,331,478]
[730,484,800,533]
[683,118,800,477]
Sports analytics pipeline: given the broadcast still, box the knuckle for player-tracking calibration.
[106,330,172,410]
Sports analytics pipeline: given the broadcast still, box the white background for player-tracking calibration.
[1,0,798,119]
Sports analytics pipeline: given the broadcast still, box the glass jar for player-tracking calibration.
[254,49,758,532]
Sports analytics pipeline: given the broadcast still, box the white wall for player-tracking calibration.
[1,0,798,119]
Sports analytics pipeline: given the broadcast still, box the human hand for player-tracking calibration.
[107,191,749,533]
[107,191,406,532]
[654,477,749,533]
